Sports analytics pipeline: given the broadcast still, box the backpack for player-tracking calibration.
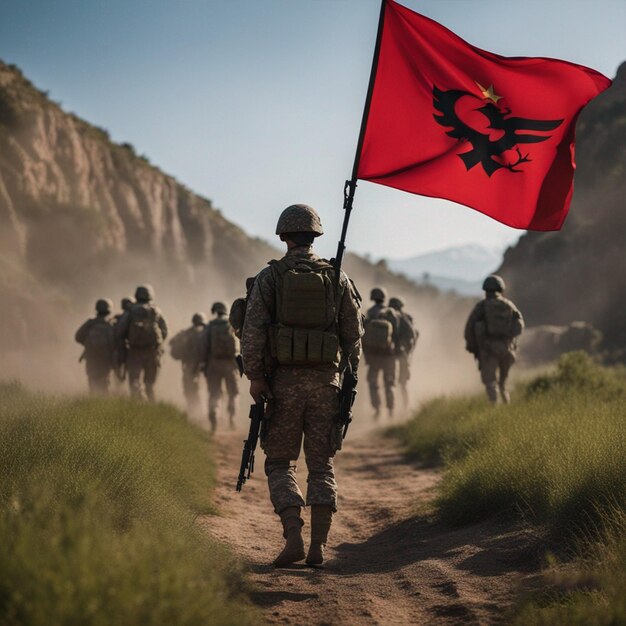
[229,277,256,339]
[85,320,115,362]
[170,328,200,362]
[210,318,238,359]
[397,313,418,352]
[127,303,162,350]
[483,298,515,338]
[362,315,394,354]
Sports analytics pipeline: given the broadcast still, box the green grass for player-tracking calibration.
[395,352,626,625]
[0,382,259,626]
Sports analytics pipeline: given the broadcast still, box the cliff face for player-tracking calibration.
[498,62,626,361]
[0,61,275,349]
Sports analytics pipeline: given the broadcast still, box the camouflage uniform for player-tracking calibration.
[364,302,399,416]
[115,286,168,401]
[112,297,134,388]
[241,246,362,514]
[465,278,524,403]
[75,300,115,395]
[171,314,206,415]
[198,307,239,430]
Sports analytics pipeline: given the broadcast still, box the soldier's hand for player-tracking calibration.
[249,378,272,403]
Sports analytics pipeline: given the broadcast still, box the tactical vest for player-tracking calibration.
[127,303,163,350]
[209,318,239,359]
[268,256,341,365]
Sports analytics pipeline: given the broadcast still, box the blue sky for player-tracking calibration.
[1,0,624,261]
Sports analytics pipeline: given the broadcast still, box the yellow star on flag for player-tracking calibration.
[475,81,503,103]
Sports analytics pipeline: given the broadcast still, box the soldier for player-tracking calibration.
[75,299,116,394]
[198,302,239,431]
[115,284,168,401]
[170,313,207,416]
[389,296,419,409]
[362,287,399,419]
[241,204,362,567]
[113,297,134,324]
[464,275,524,403]
[112,297,134,385]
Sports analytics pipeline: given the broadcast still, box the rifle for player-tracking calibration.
[236,399,267,492]
[334,364,357,451]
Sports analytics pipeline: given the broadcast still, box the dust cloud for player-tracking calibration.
[0,247,486,431]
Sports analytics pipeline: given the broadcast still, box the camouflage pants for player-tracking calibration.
[205,358,239,427]
[366,354,396,411]
[86,360,112,395]
[479,349,515,403]
[263,370,340,514]
[127,349,161,401]
[182,362,201,414]
[396,351,411,408]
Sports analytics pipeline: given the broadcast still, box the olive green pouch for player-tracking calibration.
[307,330,324,363]
[276,326,293,363]
[322,332,339,363]
[293,329,308,363]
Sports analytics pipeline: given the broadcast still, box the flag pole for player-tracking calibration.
[334,0,387,274]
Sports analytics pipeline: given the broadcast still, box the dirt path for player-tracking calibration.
[203,430,537,625]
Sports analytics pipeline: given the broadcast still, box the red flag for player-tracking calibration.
[356,0,612,230]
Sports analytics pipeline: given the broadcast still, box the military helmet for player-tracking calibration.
[275,204,323,236]
[95,298,113,314]
[134,284,154,302]
[121,297,134,311]
[389,296,404,310]
[211,301,227,315]
[192,312,207,326]
[482,275,505,293]
[370,287,387,302]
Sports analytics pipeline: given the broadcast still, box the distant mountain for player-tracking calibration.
[387,244,503,294]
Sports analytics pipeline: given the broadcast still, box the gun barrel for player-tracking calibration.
[235,400,266,492]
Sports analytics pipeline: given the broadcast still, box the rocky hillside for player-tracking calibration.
[499,62,626,361]
[0,61,277,349]
[0,61,474,398]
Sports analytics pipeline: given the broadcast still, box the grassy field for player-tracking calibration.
[0,382,259,626]
[394,352,626,624]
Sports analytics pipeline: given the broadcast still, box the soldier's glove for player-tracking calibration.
[249,378,272,403]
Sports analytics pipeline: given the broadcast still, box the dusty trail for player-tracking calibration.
[203,429,537,626]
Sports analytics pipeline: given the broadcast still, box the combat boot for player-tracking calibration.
[273,506,305,567]
[208,409,217,432]
[306,504,333,566]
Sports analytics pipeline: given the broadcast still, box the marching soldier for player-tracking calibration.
[75,299,116,394]
[389,296,419,409]
[362,287,399,418]
[199,303,239,431]
[170,313,207,416]
[465,275,524,403]
[241,204,362,567]
[115,284,168,401]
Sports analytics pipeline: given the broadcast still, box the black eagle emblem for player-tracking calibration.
[433,85,563,176]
